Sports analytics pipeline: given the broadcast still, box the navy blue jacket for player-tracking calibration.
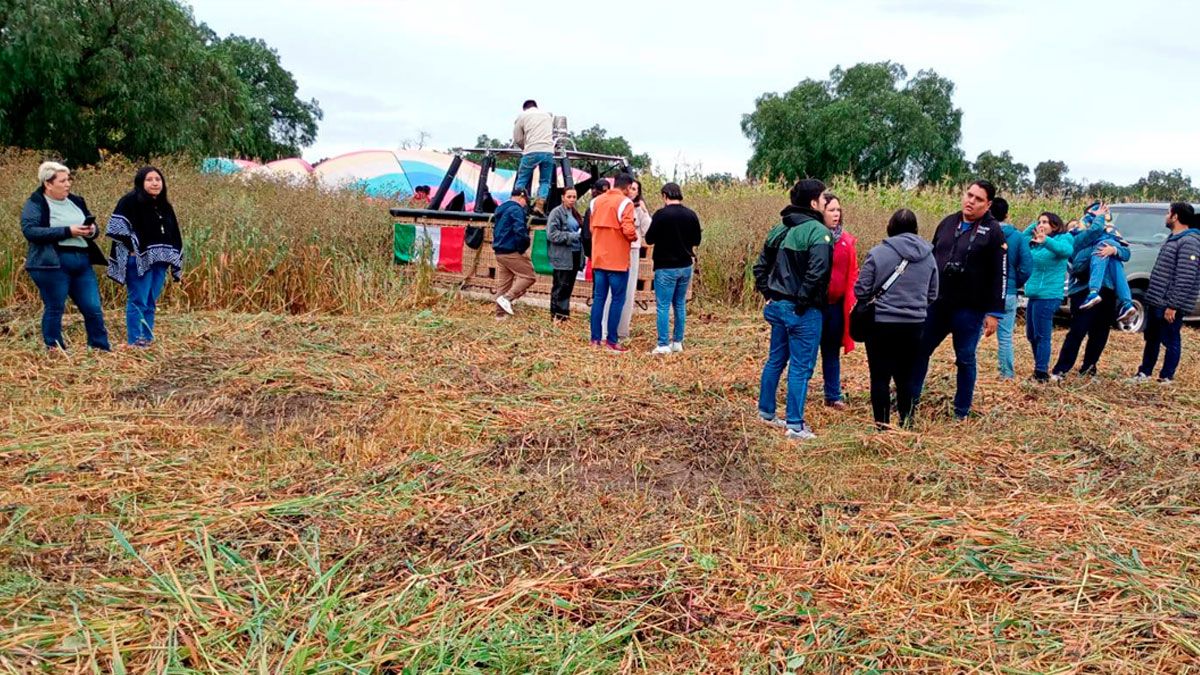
[491,200,530,255]
[1145,229,1200,312]
[20,188,107,270]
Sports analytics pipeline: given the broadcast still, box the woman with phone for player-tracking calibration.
[19,161,111,351]
[1022,212,1073,382]
[105,166,184,346]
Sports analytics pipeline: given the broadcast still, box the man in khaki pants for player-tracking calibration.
[492,187,536,318]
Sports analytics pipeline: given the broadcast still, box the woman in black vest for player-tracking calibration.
[105,166,184,347]
[19,161,110,351]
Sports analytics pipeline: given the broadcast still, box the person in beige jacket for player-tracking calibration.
[512,100,555,215]
[601,178,652,341]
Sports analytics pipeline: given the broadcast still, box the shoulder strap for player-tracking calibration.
[869,259,909,304]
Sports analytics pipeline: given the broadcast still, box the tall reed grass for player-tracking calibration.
[2,149,1087,312]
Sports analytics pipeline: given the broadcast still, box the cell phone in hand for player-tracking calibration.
[83,215,97,227]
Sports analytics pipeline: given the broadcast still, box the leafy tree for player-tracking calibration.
[567,125,652,174]
[972,150,1030,194]
[1130,169,1199,202]
[212,35,322,161]
[0,0,319,165]
[463,135,519,170]
[1033,160,1070,195]
[741,62,967,185]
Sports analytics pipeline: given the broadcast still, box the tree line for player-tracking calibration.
[742,61,1199,201]
[0,0,321,166]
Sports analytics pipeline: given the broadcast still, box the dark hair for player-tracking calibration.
[414,185,431,195]
[661,182,683,201]
[887,208,918,237]
[134,166,168,204]
[1170,202,1199,228]
[522,99,537,110]
[789,179,826,208]
[613,173,634,190]
[630,178,643,204]
[510,186,528,200]
[1039,211,1066,235]
[969,179,997,202]
[990,197,1009,222]
[591,180,608,196]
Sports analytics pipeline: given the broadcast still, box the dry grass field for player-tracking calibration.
[2,150,1198,672]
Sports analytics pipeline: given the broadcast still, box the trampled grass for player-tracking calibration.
[1,298,1198,672]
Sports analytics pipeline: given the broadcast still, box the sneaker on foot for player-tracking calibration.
[1033,370,1050,383]
[1116,303,1137,324]
[604,342,629,354]
[1126,373,1152,384]
[785,425,817,441]
[590,339,602,348]
[670,341,683,353]
[825,400,848,410]
[650,345,672,355]
[1158,378,1174,386]
[496,295,514,315]
[1050,373,1064,383]
[1080,293,1102,310]
[758,415,787,429]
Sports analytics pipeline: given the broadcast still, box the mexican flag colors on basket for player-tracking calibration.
[395,223,574,277]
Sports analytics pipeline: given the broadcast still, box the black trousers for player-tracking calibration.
[1053,288,1115,376]
[865,322,924,428]
[550,251,582,318]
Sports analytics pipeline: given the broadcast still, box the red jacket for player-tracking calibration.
[827,229,859,354]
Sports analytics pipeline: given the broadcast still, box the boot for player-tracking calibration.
[533,198,546,216]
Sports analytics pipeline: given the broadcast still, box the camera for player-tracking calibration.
[943,261,965,279]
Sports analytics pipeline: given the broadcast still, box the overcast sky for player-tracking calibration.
[188,0,1200,185]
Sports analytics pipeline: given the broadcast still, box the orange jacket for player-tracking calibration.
[588,189,637,272]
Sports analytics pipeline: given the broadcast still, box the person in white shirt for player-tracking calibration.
[512,99,555,215]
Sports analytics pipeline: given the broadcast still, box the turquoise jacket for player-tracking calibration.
[1022,223,1075,300]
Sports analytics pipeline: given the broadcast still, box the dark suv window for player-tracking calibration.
[1110,208,1170,245]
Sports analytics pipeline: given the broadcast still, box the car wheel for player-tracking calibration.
[1118,292,1146,333]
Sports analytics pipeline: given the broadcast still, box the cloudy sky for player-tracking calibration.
[188,0,1199,185]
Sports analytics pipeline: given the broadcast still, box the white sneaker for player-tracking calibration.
[1049,373,1064,383]
[650,345,672,355]
[495,296,514,315]
[785,426,817,441]
[670,341,683,353]
[1126,373,1151,384]
[759,415,787,429]
[1158,378,1174,386]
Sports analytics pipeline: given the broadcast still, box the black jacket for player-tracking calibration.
[1145,229,1200,312]
[930,211,1007,314]
[644,204,702,270]
[752,206,833,309]
[19,188,106,270]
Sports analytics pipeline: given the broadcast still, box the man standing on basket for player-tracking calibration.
[512,100,555,216]
[912,179,1007,421]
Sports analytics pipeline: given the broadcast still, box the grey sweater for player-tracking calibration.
[854,233,940,323]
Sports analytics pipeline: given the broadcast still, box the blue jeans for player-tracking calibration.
[515,152,555,200]
[653,266,692,346]
[819,300,845,402]
[1139,305,1184,380]
[590,269,628,345]
[996,294,1018,378]
[1025,298,1058,375]
[757,301,823,430]
[27,249,110,351]
[1088,251,1132,306]
[913,301,985,418]
[126,258,169,345]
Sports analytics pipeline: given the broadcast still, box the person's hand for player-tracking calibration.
[1165,308,1177,323]
[69,224,92,237]
[984,315,999,337]
[1097,244,1118,258]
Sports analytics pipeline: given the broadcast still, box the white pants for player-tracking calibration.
[602,247,640,341]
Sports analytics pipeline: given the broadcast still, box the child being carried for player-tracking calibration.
[1072,201,1137,324]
